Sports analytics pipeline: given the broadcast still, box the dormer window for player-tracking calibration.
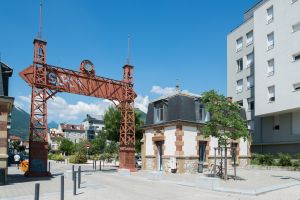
[154,104,164,123]
[199,104,210,122]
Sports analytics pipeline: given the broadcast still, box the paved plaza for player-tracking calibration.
[0,161,300,200]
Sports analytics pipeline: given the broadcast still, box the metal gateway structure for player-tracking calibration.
[19,37,136,176]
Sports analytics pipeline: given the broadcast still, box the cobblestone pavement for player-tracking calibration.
[0,162,300,200]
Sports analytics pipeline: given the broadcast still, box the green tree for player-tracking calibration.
[103,106,144,152]
[89,131,107,155]
[59,139,74,155]
[201,90,249,179]
[201,90,249,144]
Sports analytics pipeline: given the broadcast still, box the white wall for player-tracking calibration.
[254,0,300,116]
[182,126,197,156]
[164,126,176,156]
[239,138,248,156]
[145,129,154,156]
[209,137,219,156]
[292,111,300,135]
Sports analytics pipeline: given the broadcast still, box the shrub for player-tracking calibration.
[69,152,87,164]
[292,160,300,168]
[48,153,65,161]
[251,154,275,166]
[295,152,300,160]
[277,153,292,166]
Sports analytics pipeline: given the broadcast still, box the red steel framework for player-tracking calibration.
[19,38,136,176]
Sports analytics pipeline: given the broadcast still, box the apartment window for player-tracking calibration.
[268,86,275,102]
[237,100,243,107]
[247,98,254,111]
[266,6,274,24]
[293,52,300,62]
[236,37,243,52]
[199,104,206,122]
[247,120,254,131]
[237,58,243,72]
[273,115,280,131]
[246,31,254,46]
[154,105,164,123]
[246,52,254,68]
[267,59,275,76]
[293,82,300,91]
[267,32,274,50]
[292,22,300,33]
[247,75,254,89]
[236,79,243,93]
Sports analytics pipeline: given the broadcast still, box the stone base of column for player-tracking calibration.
[119,145,136,172]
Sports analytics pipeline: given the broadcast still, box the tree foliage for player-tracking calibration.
[102,106,144,152]
[59,139,74,155]
[201,90,249,146]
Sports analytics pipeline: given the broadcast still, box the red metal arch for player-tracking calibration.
[19,38,136,176]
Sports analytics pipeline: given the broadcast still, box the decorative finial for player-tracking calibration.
[176,79,180,92]
[127,34,131,64]
[38,0,43,39]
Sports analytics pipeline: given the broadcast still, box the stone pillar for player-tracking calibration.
[0,97,14,185]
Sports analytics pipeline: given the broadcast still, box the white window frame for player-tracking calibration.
[154,106,164,123]
[236,79,243,93]
[291,0,298,4]
[293,82,300,92]
[266,6,274,24]
[247,75,254,89]
[246,31,253,46]
[236,58,243,72]
[246,52,254,68]
[292,22,300,33]
[267,58,275,76]
[267,32,274,50]
[236,37,243,52]
[292,52,300,62]
[247,98,254,111]
[268,85,275,102]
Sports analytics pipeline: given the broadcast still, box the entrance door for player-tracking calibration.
[198,141,207,173]
[157,142,162,171]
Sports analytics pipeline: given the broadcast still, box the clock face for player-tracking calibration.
[81,60,94,73]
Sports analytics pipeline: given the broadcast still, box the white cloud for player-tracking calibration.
[150,85,189,96]
[16,95,114,123]
[135,95,149,113]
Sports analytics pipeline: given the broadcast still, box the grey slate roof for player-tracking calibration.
[0,62,13,96]
[145,92,247,126]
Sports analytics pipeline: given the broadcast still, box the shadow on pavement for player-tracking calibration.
[6,173,62,185]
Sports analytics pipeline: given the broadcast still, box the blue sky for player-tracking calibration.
[0,0,258,123]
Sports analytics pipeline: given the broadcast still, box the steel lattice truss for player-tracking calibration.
[20,38,136,176]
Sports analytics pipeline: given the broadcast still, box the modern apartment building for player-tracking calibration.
[227,0,300,155]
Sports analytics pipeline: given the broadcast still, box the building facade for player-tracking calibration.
[82,114,104,140]
[227,0,300,154]
[47,128,63,151]
[58,123,86,143]
[141,91,250,174]
[0,62,14,185]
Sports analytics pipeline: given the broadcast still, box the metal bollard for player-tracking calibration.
[78,166,81,188]
[48,161,51,173]
[72,165,74,181]
[61,175,64,200]
[35,183,40,200]
[99,160,101,171]
[73,171,76,195]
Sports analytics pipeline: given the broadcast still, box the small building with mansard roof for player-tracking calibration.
[141,88,250,173]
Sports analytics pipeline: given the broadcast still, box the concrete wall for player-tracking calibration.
[145,129,154,156]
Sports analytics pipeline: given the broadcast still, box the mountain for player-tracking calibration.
[10,106,59,140]
[135,108,146,123]
[10,106,30,140]
[48,121,58,129]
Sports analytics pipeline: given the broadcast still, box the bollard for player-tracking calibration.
[72,165,74,181]
[99,160,101,171]
[61,175,64,200]
[78,166,81,188]
[48,161,51,173]
[35,183,40,200]
[73,171,76,195]
[92,160,94,169]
